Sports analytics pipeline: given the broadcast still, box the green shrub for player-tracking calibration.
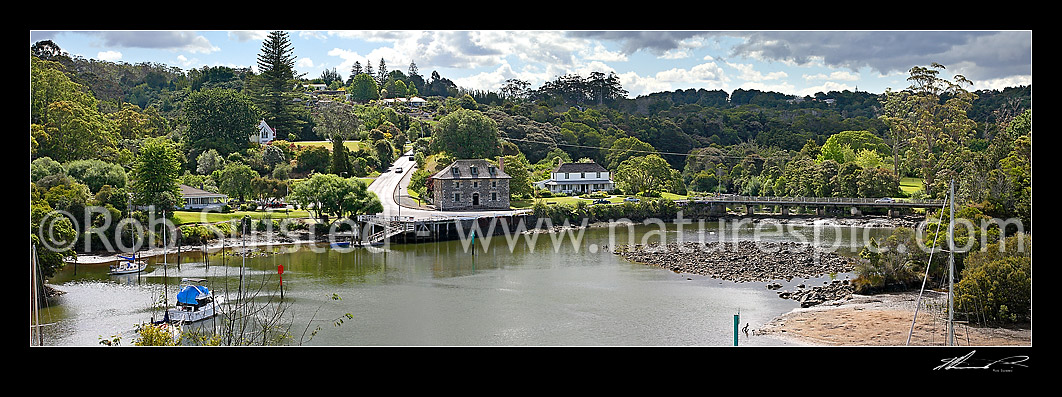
[956,257,1030,324]
[853,228,923,293]
[955,234,1031,324]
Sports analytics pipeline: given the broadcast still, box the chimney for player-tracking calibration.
[498,157,505,173]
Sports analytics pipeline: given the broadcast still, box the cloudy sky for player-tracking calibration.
[29,30,1032,98]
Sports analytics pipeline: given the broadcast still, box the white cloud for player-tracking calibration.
[453,62,522,92]
[794,81,853,97]
[615,62,731,97]
[803,70,860,82]
[175,54,198,68]
[327,48,367,76]
[974,75,1033,91]
[617,71,674,97]
[97,50,122,61]
[297,58,314,68]
[228,31,270,42]
[727,62,787,82]
[582,43,628,62]
[660,48,691,60]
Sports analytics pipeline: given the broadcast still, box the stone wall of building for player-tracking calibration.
[434,178,511,210]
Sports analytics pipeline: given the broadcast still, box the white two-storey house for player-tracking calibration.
[536,161,614,194]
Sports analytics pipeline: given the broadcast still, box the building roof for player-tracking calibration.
[180,184,227,198]
[431,159,510,180]
[553,161,608,174]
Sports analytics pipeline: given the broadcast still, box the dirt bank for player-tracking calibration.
[755,290,1031,346]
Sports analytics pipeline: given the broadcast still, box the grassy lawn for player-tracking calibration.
[173,209,311,225]
[293,140,371,152]
[511,192,688,209]
[900,177,923,196]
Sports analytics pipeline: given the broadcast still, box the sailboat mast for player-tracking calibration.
[947,179,955,346]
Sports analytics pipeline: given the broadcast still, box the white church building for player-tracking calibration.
[254,119,277,144]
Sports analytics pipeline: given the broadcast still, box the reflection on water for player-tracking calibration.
[39,222,893,346]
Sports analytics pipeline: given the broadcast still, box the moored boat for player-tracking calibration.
[166,278,224,323]
[109,254,147,275]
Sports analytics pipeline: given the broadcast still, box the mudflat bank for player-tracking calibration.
[755,290,1032,346]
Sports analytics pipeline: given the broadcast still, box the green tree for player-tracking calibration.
[500,154,533,197]
[690,170,718,193]
[880,63,977,198]
[313,102,360,140]
[248,31,307,137]
[780,157,819,197]
[605,136,656,170]
[373,140,394,171]
[64,159,128,193]
[218,162,259,202]
[432,109,500,159]
[184,88,261,156]
[196,149,227,175]
[817,130,891,164]
[110,103,169,139]
[30,157,65,182]
[31,195,77,281]
[615,154,673,196]
[833,162,863,198]
[348,73,380,102]
[854,228,922,293]
[330,136,350,176]
[857,167,901,198]
[130,137,183,213]
[33,99,120,163]
[262,145,286,170]
[30,55,96,125]
[289,173,382,221]
[955,234,1031,324]
[295,145,330,174]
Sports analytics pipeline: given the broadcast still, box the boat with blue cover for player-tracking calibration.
[166,278,223,323]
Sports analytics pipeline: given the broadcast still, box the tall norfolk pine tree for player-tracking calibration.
[248,31,306,138]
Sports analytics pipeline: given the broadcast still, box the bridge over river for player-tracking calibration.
[675,195,945,217]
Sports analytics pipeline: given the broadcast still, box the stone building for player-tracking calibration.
[428,159,511,210]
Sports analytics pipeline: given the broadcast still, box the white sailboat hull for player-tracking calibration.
[167,297,224,323]
[109,261,146,275]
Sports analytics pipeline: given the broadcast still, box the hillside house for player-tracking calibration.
[178,184,228,210]
[535,161,614,194]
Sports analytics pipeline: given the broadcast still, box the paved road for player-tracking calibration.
[366,150,529,221]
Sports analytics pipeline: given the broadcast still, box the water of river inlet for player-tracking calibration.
[38,221,893,346]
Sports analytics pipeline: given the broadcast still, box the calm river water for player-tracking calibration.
[38,220,894,346]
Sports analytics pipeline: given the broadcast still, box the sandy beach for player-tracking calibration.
[755,290,1031,346]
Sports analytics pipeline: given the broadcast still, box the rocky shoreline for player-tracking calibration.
[613,240,859,307]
